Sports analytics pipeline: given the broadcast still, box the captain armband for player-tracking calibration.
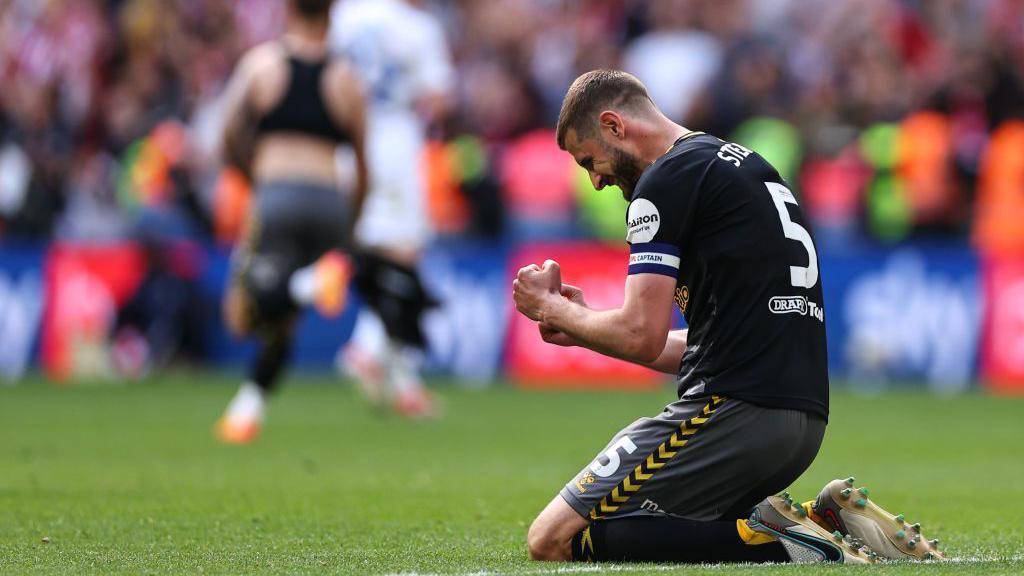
[627,243,680,278]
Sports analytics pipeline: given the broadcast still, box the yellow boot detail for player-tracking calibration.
[802,500,828,529]
[737,518,778,545]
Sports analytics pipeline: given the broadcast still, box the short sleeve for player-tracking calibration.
[410,15,454,97]
[625,158,698,278]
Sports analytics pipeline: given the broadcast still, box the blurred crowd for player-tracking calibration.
[2,0,1023,248]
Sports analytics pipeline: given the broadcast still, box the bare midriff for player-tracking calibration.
[252,133,341,187]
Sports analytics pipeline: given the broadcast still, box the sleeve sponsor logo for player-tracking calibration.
[626,198,661,243]
[769,295,823,322]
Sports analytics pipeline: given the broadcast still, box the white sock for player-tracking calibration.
[224,382,266,422]
[348,309,388,361]
[288,264,318,306]
[388,341,425,395]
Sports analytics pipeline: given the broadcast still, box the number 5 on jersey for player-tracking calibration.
[765,182,818,289]
[590,436,638,478]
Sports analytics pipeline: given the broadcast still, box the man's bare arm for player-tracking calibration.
[523,267,676,364]
[325,62,370,231]
[644,329,687,374]
[219,49,261,179]
[537,283,687,374]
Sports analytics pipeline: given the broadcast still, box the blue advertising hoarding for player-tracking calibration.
[1,240,985,388]
[819,242,981,390]
[421,241,511,382]
[0,244,45,381]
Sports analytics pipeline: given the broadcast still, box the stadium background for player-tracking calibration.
[2,1,1024,574]
[2,0,1023,391]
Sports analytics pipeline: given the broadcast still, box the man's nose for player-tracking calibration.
[590,172,603,190]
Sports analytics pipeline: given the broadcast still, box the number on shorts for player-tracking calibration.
[590,436,638,478]
[765,182,818,289]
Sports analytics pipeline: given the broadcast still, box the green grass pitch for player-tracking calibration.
[1,375,1022,575]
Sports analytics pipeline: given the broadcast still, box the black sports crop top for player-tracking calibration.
[255,55,351,143]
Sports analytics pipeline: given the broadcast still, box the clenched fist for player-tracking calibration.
[513,259,561,321]
[538,283,587,347]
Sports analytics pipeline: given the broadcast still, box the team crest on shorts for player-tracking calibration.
[675,285,689,314]
[575,471,596,494]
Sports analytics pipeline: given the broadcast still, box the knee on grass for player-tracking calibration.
[527,522,571,562]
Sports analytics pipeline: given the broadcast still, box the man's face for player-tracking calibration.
[565,129,646,201]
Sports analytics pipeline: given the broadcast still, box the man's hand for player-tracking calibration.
[538,283,588,347]
[558,283,587,307]
[539,323,578,347]
[513,260,562,321]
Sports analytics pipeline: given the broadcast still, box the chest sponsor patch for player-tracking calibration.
[626,198,661,243]
[769,295,824,322]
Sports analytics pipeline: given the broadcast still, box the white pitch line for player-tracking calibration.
[385,554,1024,576]
[492,565,689,575]
[388,568,686,576]
[940,554,1024,564]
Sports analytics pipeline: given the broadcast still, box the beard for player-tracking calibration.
[606,145,646,201]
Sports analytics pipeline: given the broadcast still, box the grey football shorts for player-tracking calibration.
[230,180,349,322]
[559,395,826,522]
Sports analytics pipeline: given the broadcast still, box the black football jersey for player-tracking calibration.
[626,133,828,419]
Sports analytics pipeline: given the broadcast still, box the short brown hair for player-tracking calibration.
[291,0,333,17]
[556,70,652,150]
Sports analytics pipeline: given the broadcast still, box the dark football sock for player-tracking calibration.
[249,325,293,394]
[570,515,789,563]
[353,252,435,348]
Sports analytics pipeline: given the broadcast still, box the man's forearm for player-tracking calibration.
[642,329,687,374]
[541,297,666,364]
[542,298,685,373]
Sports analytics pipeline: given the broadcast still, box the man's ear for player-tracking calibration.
[598,110,626,140]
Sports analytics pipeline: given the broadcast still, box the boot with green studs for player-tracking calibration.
[809,477,945,561]
[748,494,880,564]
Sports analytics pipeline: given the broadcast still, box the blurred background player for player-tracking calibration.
[216,0,369,443]
[329,0,454,418]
